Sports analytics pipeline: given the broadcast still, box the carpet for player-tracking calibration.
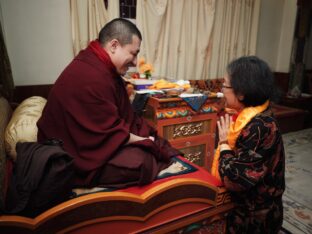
[282,128,312,234]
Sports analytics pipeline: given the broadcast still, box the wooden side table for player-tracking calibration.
[279,95,312,128]
[271,104,307,133]
[280,95,312,111]
[143,96,220,171]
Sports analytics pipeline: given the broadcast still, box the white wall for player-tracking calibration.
[255,0,297,72]
[0,0,297,85]
[0,0,73,85]
[276,0,297,72]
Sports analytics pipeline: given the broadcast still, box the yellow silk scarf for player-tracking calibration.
[211,100,269,181]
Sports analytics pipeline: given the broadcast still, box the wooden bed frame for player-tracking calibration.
[0,157,233,234]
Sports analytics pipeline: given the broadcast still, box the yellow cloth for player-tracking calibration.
[148,79,178,89]
[211,100,269,181]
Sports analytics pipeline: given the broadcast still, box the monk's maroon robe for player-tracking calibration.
[37,46,179,188]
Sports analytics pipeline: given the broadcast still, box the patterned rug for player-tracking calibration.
[282,128,312,234]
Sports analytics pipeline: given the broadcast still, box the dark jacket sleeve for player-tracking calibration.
[218,116,280,192]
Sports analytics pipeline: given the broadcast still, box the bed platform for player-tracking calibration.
[0,157,233,234]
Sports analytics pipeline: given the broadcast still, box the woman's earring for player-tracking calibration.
[238,95,244,101]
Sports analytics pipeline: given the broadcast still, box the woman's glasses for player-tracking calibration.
[222,84,232,89]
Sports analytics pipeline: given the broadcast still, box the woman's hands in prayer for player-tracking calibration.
[217,114,232,144]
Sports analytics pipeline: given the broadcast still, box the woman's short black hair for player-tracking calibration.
[98,18,142,46]
[226,56,278,107]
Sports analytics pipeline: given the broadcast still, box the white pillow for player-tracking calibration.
[5,96,46,161]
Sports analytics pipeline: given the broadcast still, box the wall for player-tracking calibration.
[255,0,296,72]
[256,0,283,70]
[0,0,297,85]
[276,0,297,72]
[0,0,73,85]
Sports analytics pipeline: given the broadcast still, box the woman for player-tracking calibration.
[211,56,285,233]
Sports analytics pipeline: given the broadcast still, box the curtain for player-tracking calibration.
[0,17,14,100]
[70,0,119,56]
[136,0,260,80]
[206,0,260,79]
[289,0,311,94]
[107,0,119,20]
[136,0,215,80]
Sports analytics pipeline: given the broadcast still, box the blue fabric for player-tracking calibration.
[181,95,208,112]
[156,156,197,179]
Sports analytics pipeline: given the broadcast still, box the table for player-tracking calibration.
[279,95,312,128]
[271,103,307,133]
[142,96,221,171]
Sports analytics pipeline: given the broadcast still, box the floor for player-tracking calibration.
[282,128,312,234]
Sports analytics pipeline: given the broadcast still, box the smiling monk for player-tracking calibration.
[37,18,180,188]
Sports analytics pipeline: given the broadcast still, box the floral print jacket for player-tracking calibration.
[219,108,285,234]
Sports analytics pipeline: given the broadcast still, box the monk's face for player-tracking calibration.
[110,35,141,75]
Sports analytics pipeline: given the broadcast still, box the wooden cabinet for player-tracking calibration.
[143,96,219,171]
[271,103,307,133]
[279,95,312,128]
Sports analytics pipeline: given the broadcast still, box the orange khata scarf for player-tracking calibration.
[211,100,270,181]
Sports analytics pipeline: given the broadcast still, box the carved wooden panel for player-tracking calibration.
[178,144,205,167]
[163,119,212,140]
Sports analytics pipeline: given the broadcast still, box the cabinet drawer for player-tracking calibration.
[171,135,215,170]
[178,143,206,167]
[162,119,213,140]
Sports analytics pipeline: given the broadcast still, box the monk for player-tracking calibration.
[37,18,180,188]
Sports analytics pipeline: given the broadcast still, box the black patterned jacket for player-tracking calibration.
[219,108,285,234]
